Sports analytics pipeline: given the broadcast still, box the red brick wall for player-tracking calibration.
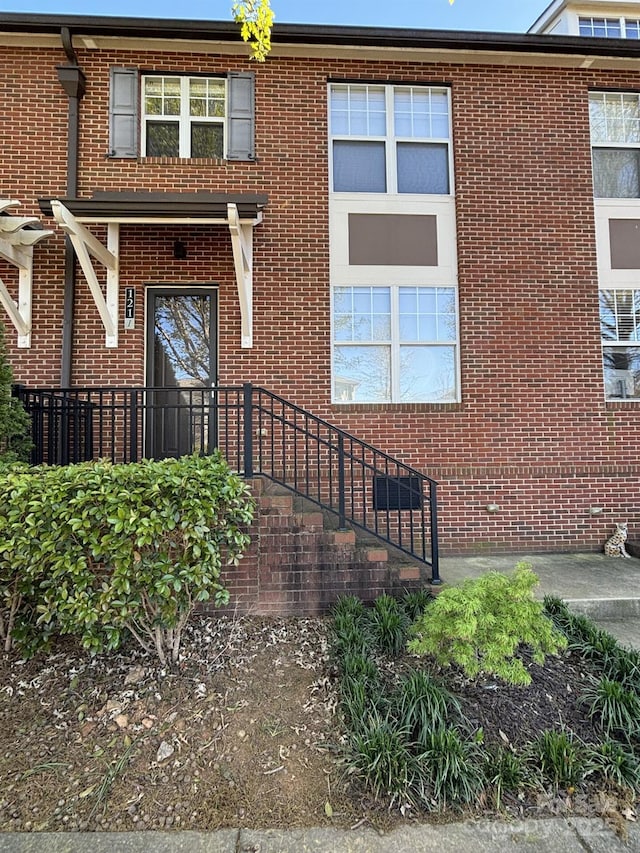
[2,39,639,553]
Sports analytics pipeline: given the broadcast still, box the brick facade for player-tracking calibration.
[1,19,639,556]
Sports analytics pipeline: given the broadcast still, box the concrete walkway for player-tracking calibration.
[1,552,639,853]
[0,818,639,852]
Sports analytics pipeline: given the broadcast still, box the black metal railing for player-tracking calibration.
[14,383,439,581]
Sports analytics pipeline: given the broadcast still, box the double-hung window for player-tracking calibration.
[142,76,225,158]
[589,91,640,198]
[329,84,451,194]
[333,286,457,403]
[109,68,255,161]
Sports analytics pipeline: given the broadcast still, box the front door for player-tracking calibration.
[146,288,217,459]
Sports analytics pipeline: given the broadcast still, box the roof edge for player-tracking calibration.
[3,11,640,59]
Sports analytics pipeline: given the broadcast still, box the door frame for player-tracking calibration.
[144,285,219,458]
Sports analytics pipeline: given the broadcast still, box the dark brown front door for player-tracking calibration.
[145,288,217,459]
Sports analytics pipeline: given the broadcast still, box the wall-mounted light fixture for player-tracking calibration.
[486,503,500,513]
[173,240,187,260]
[589,506,604,516]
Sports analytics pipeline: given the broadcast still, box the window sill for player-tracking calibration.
[139,156,227,165]
[331,401,462,413]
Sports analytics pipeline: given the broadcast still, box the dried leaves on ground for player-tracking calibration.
[0,616,636,833]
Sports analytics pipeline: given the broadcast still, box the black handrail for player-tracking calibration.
[13,382,439,581]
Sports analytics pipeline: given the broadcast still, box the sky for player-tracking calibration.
[0,0,550,35]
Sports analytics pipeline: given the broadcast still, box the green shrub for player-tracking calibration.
[0,462,39,652]
[407,564,567,686]
[0,453,253,664]
[0,322,31,462]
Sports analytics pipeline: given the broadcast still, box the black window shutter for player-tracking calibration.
[109,67,139,158]
[227,72,255,161]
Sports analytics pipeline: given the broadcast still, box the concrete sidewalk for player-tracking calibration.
[0,818,639,852]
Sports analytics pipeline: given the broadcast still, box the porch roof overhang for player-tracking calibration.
[38,192,267,224]
[38,192,268,348]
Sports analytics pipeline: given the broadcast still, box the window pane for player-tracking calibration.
[600,290,618,340]
[399,286,456,342]
[394,87,449,139]
[603,346,640,398]
[330,84,386,136]
[341,286,391,341]
[399,345,456,402]
[593,148,640,197]
[333,345,391,402]
[583,16,622,37]
[397,142,449,194]
[146,122,179,156]
[190,78,225,118]
[333,140,386,192]
[600,289,640,341]
[626,20,640,38]
[144,77,181,116]
[191,123,224,158]
[590,92,640,142]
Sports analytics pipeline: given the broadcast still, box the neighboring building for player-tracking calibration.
[1,6,639,558]
[531,0,640,35]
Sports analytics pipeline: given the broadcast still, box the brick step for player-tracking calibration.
[215,476,430,616]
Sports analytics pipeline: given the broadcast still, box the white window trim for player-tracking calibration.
[328,83,454,197]
[329,194,458,286]
[594,199,640,285]
[141,75,227,159]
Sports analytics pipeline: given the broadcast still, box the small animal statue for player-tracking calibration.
[604,522,631,558]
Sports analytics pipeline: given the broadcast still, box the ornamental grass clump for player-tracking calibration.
[343,709,416,807]
[415,726,485,809]
[528,728,587,791]
[392,669,461,738]
[585,737,640,793]
[407,564,567,686]
[582,677,640,741]
[369,593,410,656]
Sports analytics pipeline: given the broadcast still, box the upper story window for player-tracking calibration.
[579,16,640,37]
[579,16,622,37]
[142,76,225,158]
[109,68,255,161]
[589,91,640,197]
[329,84,451,194]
